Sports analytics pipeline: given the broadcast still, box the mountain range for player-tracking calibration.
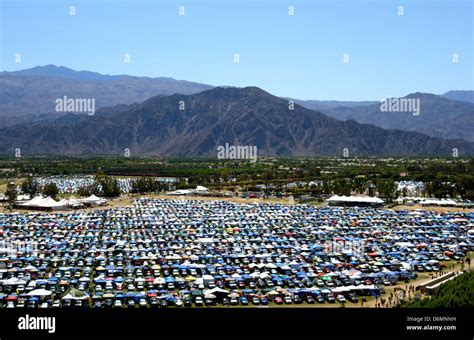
[0,65,212,122]
[311,93,474,142]
[0,86,472,156]
[0,65,473,156]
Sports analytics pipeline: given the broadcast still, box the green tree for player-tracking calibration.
[43,183,59,199]
[21,178,39,195]
[5,181,17,208]
[96,175,120,197]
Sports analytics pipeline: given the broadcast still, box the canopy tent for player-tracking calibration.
[20,196,65,210]
[27,289,53,296]
[327,195,384,207]
[80,195,107,205]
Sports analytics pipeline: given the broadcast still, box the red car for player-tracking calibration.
[274,297,283,305]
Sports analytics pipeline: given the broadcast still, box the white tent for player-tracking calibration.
[327,195,384,205]
[421,198,458,207]
[204,287,230,295]
[61,293,89,300]
[37,197,65,208]
[81,194,107,205]
[332,286,351,292]
[1,277,27,285]
[20,196,65,209]
[27,288,53,296]
[20,195,45,206]
[167,189,192,195]
[84,194,100,202]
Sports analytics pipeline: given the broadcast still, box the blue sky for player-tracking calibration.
[1,0,472,100]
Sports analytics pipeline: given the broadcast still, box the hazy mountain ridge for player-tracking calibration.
[297,93,474,142]
[442,90,474,103]
[0,65,213,120]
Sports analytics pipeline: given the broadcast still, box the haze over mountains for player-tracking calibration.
[312,93,474,142]
[0,65,212,121]
[0,65,473,156]
[0,85,473,157]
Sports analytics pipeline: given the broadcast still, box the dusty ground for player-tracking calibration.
[3,193,473,214]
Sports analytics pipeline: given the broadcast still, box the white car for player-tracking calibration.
[195,297,203,306]
[114,300,122,308]
[336,295,346,303]
[139,298,147,307]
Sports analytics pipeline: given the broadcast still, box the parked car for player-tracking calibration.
[150,297,159,307]
[240,297,249,305]
[325,294,336,303]
[183,297,192,307]
[347,293,358,303]
[195,297,203,306]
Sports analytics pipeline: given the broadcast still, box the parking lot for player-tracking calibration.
[0,198,472,308]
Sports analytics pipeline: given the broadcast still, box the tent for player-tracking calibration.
[327,195,384,207]
[27,289,53,296]
[20,195,45,206]
[81,194,107,205]
[204,287,229,295]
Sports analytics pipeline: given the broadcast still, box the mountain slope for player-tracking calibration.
[0,87,472,156]
[0,65,213,119]
[5,64,121,81]
[286,98,379,111]
[314,93,474,142]
[442,90,474,104]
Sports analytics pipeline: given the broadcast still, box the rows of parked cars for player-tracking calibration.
[1,198,471,308]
